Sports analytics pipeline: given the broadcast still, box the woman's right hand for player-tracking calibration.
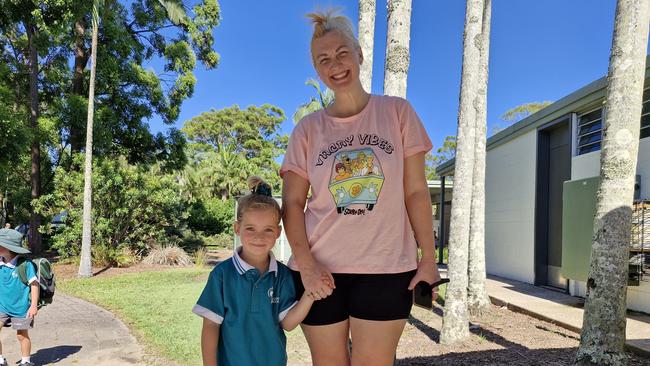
[300,260,335,300]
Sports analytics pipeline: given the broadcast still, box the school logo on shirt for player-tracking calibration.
[268,287,279,304]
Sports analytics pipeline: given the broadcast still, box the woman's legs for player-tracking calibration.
[349,317,406,366]
[301,320,351,366]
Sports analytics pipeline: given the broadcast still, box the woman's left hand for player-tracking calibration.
[408,259,442,299]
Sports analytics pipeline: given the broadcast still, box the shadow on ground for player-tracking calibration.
[401,314,650,366]
[30,345,82,364]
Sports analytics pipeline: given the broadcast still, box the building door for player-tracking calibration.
[535,116,572,290]
[546,124,571,288]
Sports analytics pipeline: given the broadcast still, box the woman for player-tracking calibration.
[281,9,441,366]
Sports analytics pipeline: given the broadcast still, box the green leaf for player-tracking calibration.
[157,0,189,26]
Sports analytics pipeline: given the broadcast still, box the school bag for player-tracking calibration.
[16,257,56,308]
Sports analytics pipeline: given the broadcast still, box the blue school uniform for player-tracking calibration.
[0,256,37,317]
[193,249,297,366]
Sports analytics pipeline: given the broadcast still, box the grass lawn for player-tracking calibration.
[58,267,309,366]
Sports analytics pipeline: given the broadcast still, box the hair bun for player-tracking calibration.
[248,176,272,197]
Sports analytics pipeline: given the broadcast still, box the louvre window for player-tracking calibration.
[642,89,650,139]
[576,88,650,155]
[576,108,603,155]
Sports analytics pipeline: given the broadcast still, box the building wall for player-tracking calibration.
[485,130,538,284]
[569,136,650,313]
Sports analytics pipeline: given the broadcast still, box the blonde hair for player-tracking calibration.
[307,9,360,50]
[236,176,281,222]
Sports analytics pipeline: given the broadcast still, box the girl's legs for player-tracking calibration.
[349,317,406,366]
[301,320,351,366]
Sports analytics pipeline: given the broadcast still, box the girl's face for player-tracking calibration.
[234,208,281,258]
[311,30,362,93]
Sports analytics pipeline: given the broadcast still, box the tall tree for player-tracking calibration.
[425,135,457,180]
[441,0,485,344]
[70,6,91,153]
[26,20,42,253]
[183,104,288,195]
[383,0,411,97]
[292,78,334,124]
[79,0,102,278]
[500,101,553,123]
[575,1,650,365]
[468,0,492,317]
[358,0,375,92]
[64,0,221,161]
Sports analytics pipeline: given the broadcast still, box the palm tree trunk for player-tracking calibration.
[358,0,375,93]
[71,18,89,153]
[26,22,42,254]
[383,0,411,97]
[575,1,650,365]
[468,0,492,317]
[440,0,485,345]
[79,1,101,278]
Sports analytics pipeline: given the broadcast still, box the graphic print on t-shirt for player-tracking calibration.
[328,148,385,214]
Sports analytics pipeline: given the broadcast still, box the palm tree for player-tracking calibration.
[79,0,102,278]
[214,146,256,200]
[575,1,650,364]
[468,0,492,317]
[292,78,334,124]
[383,0,412,97]
[358,0,376,92]
[440,0,485,345]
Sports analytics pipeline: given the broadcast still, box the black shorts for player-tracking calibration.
[291,270,416,326]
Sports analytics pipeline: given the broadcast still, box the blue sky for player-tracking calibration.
[147,0,618,151]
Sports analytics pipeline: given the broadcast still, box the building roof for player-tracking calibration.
[436,55,650,177]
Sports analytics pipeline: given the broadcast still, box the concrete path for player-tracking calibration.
[484,274,650,357]
[0,294,143,366]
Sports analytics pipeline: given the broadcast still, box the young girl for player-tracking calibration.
[193,177,314,366]
[281,9,442,366]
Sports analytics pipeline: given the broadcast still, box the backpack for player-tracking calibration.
[16,257,56,308]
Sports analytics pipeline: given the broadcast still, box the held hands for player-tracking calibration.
[408,258,442,299]
[301,261,335,301]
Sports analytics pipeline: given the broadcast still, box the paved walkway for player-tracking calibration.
[484,274,650,357]
[0,294,143,366]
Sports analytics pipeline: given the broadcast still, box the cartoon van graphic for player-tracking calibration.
[328,148,385,214]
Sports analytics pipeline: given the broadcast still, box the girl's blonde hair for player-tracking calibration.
[236,176,281,222]
[307,9,360,50]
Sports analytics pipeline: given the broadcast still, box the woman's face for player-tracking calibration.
[311,30,362,93]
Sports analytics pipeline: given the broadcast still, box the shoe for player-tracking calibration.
[19,362,35,366]
[0,357,6,365]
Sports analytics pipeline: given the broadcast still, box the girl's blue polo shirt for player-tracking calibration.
[193,249,297,366]
[0,256,37,317]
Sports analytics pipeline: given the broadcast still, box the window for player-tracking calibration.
[642,89,650,139]
[576,88,650,155]
[576,108,603,155]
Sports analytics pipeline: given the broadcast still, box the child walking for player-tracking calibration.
[193,177,317,366]
[0,228,39,366]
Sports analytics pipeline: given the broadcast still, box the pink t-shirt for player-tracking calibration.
[280,95,432,274]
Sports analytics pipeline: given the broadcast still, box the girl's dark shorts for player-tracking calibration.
[290,269,416,326]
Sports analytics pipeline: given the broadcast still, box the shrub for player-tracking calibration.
[143,245,192,266]
[205,232,233,249]
[187,198,235,236]
[193,247,207,267]
[35,155,186,265]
